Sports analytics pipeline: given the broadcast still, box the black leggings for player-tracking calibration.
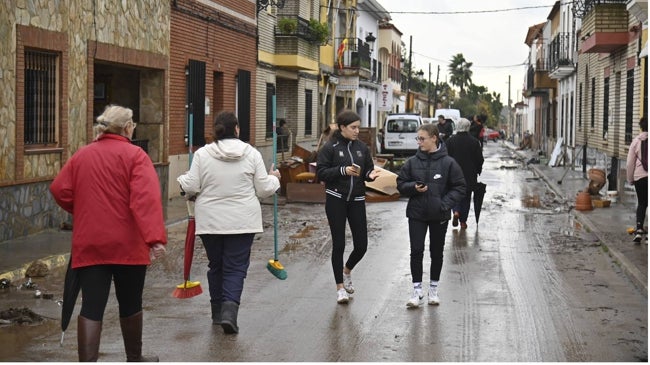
[325,195,368,284]
[408,218,448,283]
[634,176,648,230]
[78,264,147,321]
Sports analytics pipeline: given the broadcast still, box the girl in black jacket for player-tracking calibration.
[317,110,379,304]
[396,123,466,308]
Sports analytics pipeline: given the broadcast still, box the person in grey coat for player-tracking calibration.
[446,118,484,229]
[396,123,466,308]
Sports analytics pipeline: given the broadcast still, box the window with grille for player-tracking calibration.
[24,50,59,145]
[304,89,313,136]
[625,69,634,144]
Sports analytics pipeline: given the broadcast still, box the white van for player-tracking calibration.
[380,113,423,156]
[433,108,461,122]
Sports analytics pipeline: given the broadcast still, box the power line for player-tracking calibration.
[412,51,526,70]
[328,4,558,16]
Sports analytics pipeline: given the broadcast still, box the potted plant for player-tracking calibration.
[308,19,329,45]
[277,18,297,34]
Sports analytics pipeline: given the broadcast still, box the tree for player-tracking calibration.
[448,53,473,95]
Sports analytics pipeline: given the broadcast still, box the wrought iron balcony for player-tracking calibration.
[524,60,556,97]
[334,37,372,80]
[548,33,576,79]
[275,16,326,45]
[576,1,628,53]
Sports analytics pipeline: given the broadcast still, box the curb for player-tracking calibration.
[0,216,187,285]
[0,253,70,284]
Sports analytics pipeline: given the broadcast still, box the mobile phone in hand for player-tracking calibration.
[416,181,424,187]
[352,163,360,171]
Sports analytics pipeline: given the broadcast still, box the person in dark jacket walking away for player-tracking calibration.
[50,105,167,362]
[446,118,484,229]
[396,123,466,308]
[626,117,648,243]
[469,114,486,148]
[317,110,380,304]
[436,115,454,142]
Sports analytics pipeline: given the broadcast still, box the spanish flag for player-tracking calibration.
[337,39,348,69]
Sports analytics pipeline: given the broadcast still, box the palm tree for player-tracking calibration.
[448,53,473,95]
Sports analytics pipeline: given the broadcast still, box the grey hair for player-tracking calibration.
[455,117,471,132]
[94,105,134,136]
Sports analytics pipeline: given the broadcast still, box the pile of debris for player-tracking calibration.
[0,307,45,325]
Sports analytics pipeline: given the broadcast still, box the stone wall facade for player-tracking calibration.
[1,0,170,242]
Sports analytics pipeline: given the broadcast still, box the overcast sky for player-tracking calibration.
[386,0,554,106]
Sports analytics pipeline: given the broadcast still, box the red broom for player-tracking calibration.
[172,200,203,298]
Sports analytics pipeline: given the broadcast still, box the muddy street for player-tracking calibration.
[0,142,646,361]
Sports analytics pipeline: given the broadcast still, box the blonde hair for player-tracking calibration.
[94,105,134,136]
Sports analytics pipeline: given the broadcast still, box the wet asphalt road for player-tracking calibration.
[0,141,647,361]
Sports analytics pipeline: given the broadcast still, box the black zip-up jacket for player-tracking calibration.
[396,143,466,221]
[317,131,375,201]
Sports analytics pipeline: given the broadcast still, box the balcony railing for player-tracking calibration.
[573,0,627,18]
[275,16,323,45]
[548,33,575,68]
[335,37,373,79]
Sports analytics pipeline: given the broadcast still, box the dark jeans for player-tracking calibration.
[634,176,648,230]
[78,264,147,321]
[200,233,254,304]
[325,195,368,284]
[408,218,448,283]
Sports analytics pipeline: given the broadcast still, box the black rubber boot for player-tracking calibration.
[220,301,239,334]
[119,311,159,362]
[77,315,102,362]
[211,302,222,325]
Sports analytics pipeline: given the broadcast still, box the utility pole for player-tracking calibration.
[508,75,512,139]
[427,63,431,117]
[406,35,413,113]
[433,65,440,111]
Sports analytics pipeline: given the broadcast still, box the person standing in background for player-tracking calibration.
[436,115,454,142]
[177,111,281,334]
[50,105,167,362]
[470,114,485,148]
[446,118,484,230]
[396,123,466,308]
[626,117,648,243]
[317,110,380,304]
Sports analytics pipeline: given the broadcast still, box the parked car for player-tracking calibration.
[484,128,500,142]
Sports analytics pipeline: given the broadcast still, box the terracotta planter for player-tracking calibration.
[575,191,593,211]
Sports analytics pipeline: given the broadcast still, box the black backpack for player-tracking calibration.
[641,138,648,172]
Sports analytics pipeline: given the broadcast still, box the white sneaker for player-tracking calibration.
[633,229,644,243]
[428,286,440,305]
[343,272,354,293]
[337,288,350,304]
[406,289,424,308]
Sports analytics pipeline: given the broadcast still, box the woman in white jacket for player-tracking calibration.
[177,111,281,334]
[626,117,648,243]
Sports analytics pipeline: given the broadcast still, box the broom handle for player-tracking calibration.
[272,94,279,261]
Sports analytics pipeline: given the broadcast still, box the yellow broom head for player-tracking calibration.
[172,281,203,299]
[268,259,284,270]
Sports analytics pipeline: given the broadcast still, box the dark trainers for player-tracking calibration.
[633,229,644,243]
[452,212,460,227]
[460,222,468,230]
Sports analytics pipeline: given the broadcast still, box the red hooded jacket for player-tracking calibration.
[50,134,167,268]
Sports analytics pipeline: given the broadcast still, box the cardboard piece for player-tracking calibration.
[365,166,399,196]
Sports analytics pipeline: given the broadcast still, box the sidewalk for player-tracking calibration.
[0,197,189,285]
[0,146,647,297]
[503,141,647,297]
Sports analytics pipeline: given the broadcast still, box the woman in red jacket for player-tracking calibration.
[50,105,167,362]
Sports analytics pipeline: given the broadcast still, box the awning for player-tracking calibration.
[640,41,648,58]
